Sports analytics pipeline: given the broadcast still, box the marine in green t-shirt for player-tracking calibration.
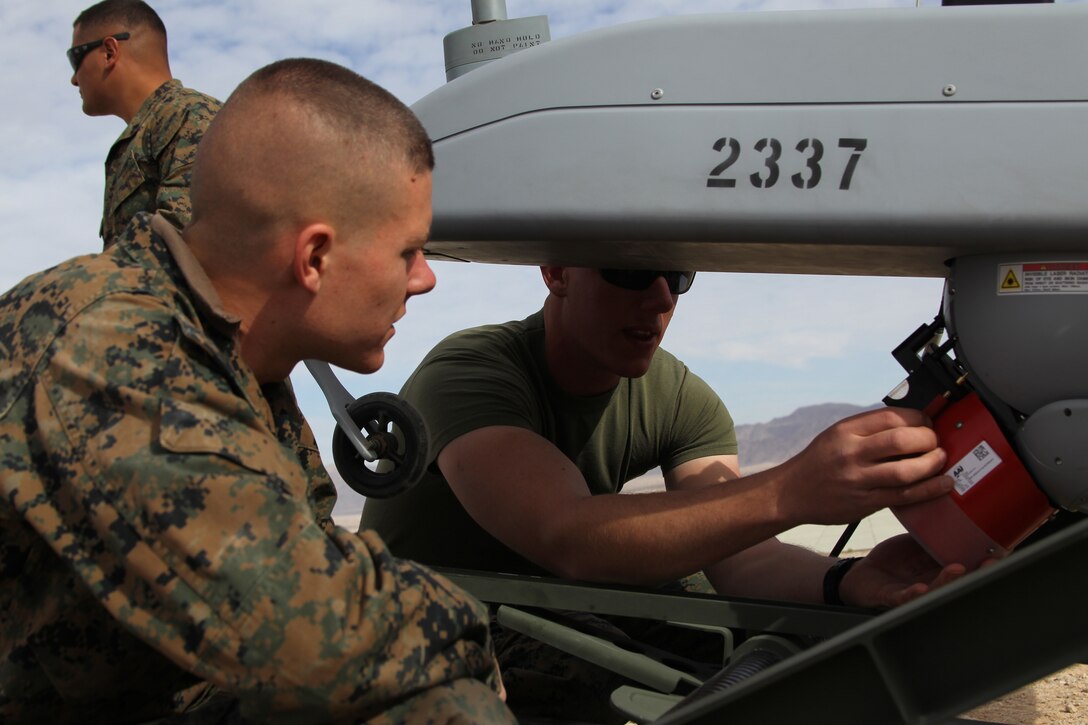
[362,267,960,604]
[362,309,737,575]
[365,264,970,718]
[362,266,966,722]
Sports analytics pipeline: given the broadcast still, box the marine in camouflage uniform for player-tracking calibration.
[100,78,221,245]
[0,213,513,723]
[68,1,219,247]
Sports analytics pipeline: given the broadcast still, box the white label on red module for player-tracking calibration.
[947,441,1002,495]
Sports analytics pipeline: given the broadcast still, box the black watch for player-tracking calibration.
[823,557,861,606]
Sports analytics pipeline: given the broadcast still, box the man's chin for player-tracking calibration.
[614,359,654,380]
[345,352,384,376]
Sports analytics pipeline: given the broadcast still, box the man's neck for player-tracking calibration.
[185,225,288,384]
[542,298,621,397]
[116,71,172,123]
[220,282,297,385]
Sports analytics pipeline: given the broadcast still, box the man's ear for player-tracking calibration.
[540,266,569,296]
[293,223,335,293]
[102,35,122,68]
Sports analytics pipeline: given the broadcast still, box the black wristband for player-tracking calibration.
[823,557,861,606]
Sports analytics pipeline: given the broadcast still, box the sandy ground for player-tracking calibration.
[961,664,1088,724]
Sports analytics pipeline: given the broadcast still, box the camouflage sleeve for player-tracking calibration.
[34,292,511,722]
[153,97,220,232]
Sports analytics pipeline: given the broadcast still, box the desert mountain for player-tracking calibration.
[736,402,880,472]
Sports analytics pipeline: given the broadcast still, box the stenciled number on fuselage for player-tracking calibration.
[707,137,868,190]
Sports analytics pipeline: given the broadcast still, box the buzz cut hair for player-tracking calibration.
[74,0,167,39]
[228,58,435,174]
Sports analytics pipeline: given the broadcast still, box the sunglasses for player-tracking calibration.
[67,32,129,72]
[599,269,697,295]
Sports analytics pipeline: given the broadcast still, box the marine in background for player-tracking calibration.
[69,0,220,246]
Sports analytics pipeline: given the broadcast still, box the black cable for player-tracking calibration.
[830,521,859,557]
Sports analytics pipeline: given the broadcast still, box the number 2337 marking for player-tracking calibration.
[706,137,868,190]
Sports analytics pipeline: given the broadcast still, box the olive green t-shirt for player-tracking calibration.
[360,311,737,576]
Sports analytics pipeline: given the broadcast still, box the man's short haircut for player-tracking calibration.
[74,0,167,38]
[228,58,435,174]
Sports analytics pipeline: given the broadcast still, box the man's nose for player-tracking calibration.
[407,252,437,297]
[641,275,676,312]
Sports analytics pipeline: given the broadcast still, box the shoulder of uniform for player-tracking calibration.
[0,246,173,406]
[137,89,219,156]
[167,81,223,114]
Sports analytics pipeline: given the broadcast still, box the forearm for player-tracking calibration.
[535,475,794,585]
[82,467,498,719]
[198,527,499,718]
[705,538,833,603]
[444,429,809,587]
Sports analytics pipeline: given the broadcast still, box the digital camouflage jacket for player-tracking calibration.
[0,213,512,723]
[100,79,221,247]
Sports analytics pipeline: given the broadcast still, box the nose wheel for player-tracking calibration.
[331,392,430,498]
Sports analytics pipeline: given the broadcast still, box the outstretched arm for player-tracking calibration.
[437,408,952,587]
[669,442,964,605]
[839,534,968,608]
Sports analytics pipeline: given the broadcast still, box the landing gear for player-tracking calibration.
[331,392,430,498]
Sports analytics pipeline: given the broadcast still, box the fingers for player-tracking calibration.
[902,473,955,502]
[821,408,944,478]
[857,421,941,463]
[847,447,949,507]
[854,422,949,495]
[884,562,968,607]
[788,408,949,524]
[871,442,948,481]
[867,474,954,510]
[883,581,930,608]
[930,562,968,588]
[837,407,932,437]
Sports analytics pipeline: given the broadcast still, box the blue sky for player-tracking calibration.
[3,0,1076,516]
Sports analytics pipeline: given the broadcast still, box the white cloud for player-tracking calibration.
[666,273,944,369]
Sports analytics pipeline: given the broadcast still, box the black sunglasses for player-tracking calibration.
[599,269,697,295]
[67,32,130,72]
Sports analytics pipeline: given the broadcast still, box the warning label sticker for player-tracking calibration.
[1001,268,1021,290]
[947,441,1001,496]
[997,262,1088,295]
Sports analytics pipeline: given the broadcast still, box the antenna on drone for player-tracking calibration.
[443,0,551,81]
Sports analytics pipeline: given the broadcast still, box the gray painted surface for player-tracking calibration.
[415,4,1088,276]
